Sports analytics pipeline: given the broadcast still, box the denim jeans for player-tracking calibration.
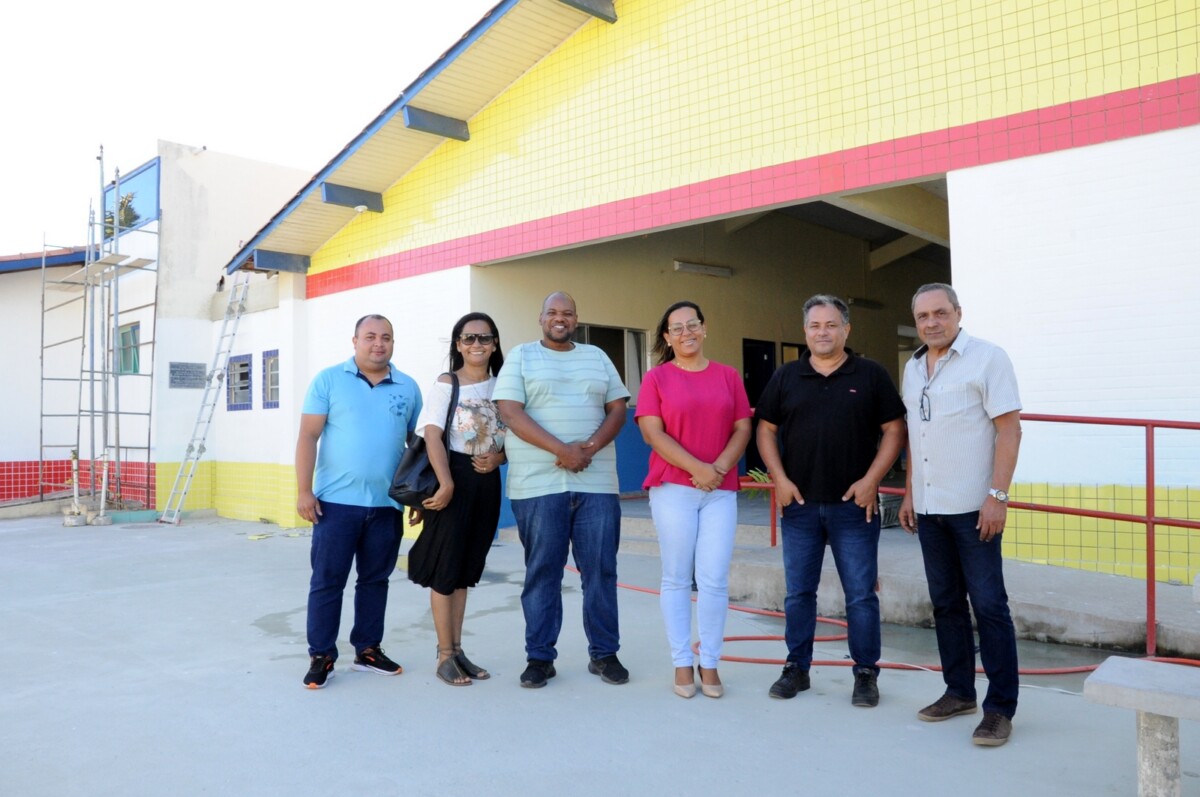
[649,484,737,668]
[780,499,881,673]
[306,500,403,660]
[916,511,1019,718]
[512,492,621,662]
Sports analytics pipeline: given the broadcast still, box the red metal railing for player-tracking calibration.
[1007,414,1200,656]
[749,412,1200,657]
[738,476,778,546]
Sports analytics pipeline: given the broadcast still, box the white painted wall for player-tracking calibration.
[949,125,1200,485]
[206,266,471,464]
[149,142,308,466]
[0,268,73,460]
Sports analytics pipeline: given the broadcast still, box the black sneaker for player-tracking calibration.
[851,670,879,707]
[520,659,557,688]
[588,654,630,685]
[768,662,810,699]
[303,654,335,689]
[352,646,402,675]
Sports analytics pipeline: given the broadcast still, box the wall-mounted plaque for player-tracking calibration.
[169,362,208,389]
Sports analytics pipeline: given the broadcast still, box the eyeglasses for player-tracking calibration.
[459,333,495,345]
[666,319,704,337]
[920,387,931,422]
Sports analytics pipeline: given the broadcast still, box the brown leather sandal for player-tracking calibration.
[453,644,490,680]
[436,649,471,686]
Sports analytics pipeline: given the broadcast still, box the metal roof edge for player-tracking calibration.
[223,0,523,275]
[0,247,93,275]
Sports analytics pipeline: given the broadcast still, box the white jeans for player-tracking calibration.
[649,483,737,668]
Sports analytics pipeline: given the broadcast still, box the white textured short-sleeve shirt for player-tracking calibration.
[493,341,630,500]
[902,331,1021,515]
[415,377,506,455]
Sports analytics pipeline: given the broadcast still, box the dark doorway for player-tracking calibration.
[742,338,777,472]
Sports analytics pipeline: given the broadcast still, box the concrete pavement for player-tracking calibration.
[3,512,1199,796]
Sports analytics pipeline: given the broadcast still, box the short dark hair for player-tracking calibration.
[354,314,391,335]
[449,312,504,376]
[651,300,705,365]
[911,282,960,312]
[802,294,849,325]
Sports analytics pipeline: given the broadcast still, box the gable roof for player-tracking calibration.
[223,0,614,275]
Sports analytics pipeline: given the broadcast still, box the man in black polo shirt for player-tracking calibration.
[755,294,906,707]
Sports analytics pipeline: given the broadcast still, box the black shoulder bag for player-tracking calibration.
[388,372,459,507]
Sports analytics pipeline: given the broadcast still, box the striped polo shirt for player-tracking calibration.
[493,341,631,499]
[902,330,1022,515]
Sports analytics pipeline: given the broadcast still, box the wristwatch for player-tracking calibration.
[988,488,1009,503]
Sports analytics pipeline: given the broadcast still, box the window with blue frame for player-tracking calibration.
[227,354,252,411]
[104,158,160,240]
[262,350,280,409]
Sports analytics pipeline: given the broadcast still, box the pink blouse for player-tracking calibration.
[635,361,752,491]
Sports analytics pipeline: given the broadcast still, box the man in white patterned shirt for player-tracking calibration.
[898,282,1023,747]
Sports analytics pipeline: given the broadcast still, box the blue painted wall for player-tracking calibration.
[496,407,650,529]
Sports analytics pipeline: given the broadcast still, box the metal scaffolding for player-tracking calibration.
[38,148,159,521]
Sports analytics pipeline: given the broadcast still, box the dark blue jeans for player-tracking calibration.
[512,492,621,662]
[306,500,403,660]
[781,500,881,674]
[916,511,1019,718]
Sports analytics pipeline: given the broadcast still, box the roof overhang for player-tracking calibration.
[0,246,92,275]
[224,0,616,276]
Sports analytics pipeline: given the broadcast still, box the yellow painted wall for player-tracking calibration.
[1007,483,1200,583]
[472,214,948,384]
[311,0,1198,275]
[177,460,424,539]
[155,461,215,513]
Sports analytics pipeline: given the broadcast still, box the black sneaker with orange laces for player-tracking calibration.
[303,655,335,689]
[352,646,403,675]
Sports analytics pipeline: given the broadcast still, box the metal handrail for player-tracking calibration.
[761,411,1200,656]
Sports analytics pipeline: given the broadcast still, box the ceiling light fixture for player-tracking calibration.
[673,260,733,278]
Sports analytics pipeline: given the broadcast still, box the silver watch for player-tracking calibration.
[988,488,1009,503]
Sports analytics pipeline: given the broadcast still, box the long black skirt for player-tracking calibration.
[407,451,501,595]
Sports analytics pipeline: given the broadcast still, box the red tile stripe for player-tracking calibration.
[308,74,1199,298]
[0,460,156,506]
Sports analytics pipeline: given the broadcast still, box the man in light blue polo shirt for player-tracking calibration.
[495,292,631,689]
[295,314,421,689]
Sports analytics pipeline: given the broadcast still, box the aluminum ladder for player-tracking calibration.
[158,270,251,524]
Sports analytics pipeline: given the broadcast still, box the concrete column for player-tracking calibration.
[1136,711,1180,797]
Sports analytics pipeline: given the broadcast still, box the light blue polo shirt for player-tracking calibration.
[302,357,421,508]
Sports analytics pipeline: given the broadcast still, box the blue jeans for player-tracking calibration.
[512,492,621,662]
[649,484,737,668]
[781,500,880,673]
[916,511,1019,718]
[306,500,403,660]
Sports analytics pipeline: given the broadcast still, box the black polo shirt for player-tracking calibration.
[754,349,905,502]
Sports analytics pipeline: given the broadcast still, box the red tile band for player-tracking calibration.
[308,74,1199,298]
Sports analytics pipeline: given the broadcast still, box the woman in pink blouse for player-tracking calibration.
[635,301,752,698]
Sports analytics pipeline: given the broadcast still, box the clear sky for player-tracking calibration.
[0,0,498,256]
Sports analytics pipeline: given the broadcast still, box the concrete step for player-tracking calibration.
[500,518,1200,657]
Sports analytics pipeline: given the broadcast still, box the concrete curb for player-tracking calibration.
[503,518,1200,657]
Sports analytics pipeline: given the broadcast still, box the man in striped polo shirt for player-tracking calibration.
[899,282,1023,747]
[495,292,631,689]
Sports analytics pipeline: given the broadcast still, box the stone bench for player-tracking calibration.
[1084,656,1200,797]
